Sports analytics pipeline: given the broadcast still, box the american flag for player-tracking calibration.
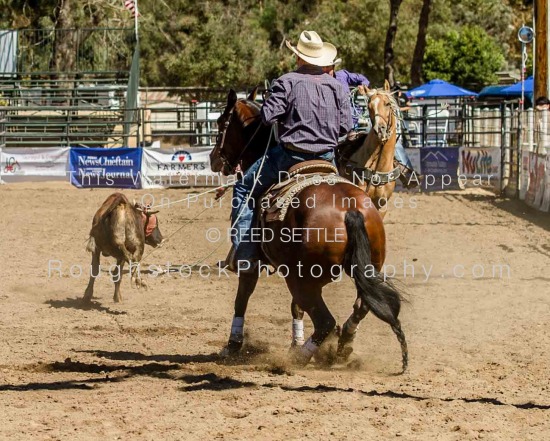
[123,0,139,17]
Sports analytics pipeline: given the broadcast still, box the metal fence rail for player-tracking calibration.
[401,101,518,149]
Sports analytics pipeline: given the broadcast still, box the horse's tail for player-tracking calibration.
[343,210,408,372]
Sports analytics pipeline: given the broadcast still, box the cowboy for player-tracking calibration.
[324,61,371,130]
[226,30,352,272]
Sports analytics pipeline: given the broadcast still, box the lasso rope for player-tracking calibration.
[148,183,234,210]
[187,125,274,269]
[141,125,275,269]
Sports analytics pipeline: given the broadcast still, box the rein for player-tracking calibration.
[216,101,263,174]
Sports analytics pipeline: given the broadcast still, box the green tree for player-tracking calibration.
[384,0,404,86]
[0,0,530,88]
[410,0,432,86]
[423,26,505,87]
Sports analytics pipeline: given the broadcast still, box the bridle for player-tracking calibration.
[214,100,262,175]
[343,90,401,187]
[369,92,397,144]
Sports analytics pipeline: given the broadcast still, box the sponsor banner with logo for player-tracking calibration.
[420,147,460,191]
[0,147,69,183]
[69,147,142,189]
[525,153,550,212]
[141,147,227,188]
[459,147,501,179]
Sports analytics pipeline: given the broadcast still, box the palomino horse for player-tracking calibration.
[209,88,408,372]
[337,83,401,218]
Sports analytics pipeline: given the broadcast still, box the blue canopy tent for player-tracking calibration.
[501,76,534,94]
[405,79,478,99]
[403,79,477,148]
[475,77,533,106]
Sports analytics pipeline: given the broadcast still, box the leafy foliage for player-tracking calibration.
[423,26,505,86]
[0,0,531,89]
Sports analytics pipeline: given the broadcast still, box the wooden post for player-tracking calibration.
[535,0,548,100]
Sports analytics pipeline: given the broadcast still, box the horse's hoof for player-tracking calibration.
[289,350,311,367]
[289,341,318,367]
[336,328,356,362]
[313,328,340,367]
[220,340,243,358]
[287,343,303,361]
[336,344,354,363]
[219,347,231,358]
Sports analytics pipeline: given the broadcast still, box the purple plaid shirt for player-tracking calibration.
[335,70,370,126]
[261,65,352,153]
[335,70,370,89]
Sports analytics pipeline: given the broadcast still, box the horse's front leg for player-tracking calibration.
[286,276,336,366]
[220,271,259,356]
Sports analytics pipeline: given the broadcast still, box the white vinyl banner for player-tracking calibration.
[459,147,501,179]
[0,147,70,183]
[141,147,230,188]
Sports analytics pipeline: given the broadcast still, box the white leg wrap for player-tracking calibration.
[229,316,244,342]
[292,319,305,345]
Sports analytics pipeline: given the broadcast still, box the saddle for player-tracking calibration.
[260,160,358,224]
[336,131,369,166]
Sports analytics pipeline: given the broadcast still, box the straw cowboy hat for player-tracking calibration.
[285,31,339,67]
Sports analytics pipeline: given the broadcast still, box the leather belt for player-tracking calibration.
[284,143,332,155]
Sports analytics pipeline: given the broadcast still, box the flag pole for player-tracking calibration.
[134,0,139,46]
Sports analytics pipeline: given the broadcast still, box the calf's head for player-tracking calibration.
[142,211,164,247]
[135,202,164,247]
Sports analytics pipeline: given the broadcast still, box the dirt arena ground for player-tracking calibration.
[0,181,549,440]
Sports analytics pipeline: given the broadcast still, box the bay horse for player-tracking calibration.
[337,83,402,218]
[210,88,408,372]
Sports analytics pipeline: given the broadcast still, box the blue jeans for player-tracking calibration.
[394,138,414,170]
[231,143,334,264]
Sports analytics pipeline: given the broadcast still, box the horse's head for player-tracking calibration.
[209,88,262,176]
[365,81,398,144]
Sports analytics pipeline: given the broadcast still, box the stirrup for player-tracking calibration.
[395,161,421,189]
